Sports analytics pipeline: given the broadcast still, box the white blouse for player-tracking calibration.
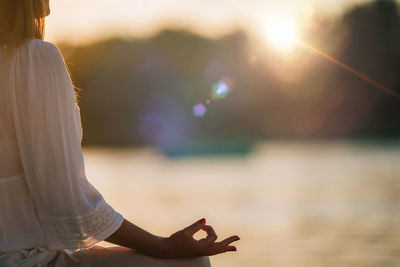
[0,39,123,254]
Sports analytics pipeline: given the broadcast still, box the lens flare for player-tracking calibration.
[192,79,233,118]
[212,81,230,99]
[295,40,400,100]
[193,103,207,117]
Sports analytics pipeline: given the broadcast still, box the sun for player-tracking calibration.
[265,16,299,52]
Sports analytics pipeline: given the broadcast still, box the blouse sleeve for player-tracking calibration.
[9,40,123,250]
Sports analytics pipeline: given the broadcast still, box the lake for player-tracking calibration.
[84,141,400,267]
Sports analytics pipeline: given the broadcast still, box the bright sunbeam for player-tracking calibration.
[265,16,298,52]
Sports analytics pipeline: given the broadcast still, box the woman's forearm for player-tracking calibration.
[105,219,169,258]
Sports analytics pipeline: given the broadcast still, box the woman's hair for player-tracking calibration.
[0,0,48,46]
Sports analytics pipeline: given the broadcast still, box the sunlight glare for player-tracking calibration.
[265,16,299,52]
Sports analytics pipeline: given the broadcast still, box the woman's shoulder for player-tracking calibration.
[19,39,64,65]
[24,39,58,50]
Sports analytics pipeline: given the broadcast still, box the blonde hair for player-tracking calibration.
[0,0,47,46]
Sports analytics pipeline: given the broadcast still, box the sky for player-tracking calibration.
[45,0,376,45]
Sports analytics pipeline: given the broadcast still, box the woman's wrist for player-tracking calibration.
[149,235,168,257]
[106,219,170,258]
[152,235,176,258]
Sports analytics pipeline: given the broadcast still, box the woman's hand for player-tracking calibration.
[160,218,240,258]
[105,218,239,259]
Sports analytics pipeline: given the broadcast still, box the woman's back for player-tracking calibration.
[0,40,47,252]
[0,44,25,179]
[0,39,124,254]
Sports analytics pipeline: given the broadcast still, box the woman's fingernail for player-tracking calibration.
[198,218,206,224]
[232,247,237,251]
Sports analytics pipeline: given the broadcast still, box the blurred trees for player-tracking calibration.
[60,0,400,150]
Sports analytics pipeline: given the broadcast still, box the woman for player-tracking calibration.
[0,0,239,266]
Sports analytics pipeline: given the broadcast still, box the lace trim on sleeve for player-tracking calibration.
[39,202,123,250]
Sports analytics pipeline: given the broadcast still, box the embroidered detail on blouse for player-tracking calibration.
[40,202,117,242]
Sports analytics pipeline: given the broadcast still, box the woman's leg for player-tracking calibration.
[71,246,212,267]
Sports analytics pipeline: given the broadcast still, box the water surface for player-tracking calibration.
[84,141,400,267]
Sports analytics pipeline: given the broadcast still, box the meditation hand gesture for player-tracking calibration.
[105,218,239,259]
[162,218,240,258]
